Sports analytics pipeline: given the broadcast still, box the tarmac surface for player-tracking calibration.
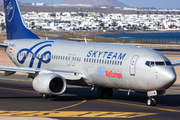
[0,74,180,120]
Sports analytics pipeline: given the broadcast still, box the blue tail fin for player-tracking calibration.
[4,0,40,39]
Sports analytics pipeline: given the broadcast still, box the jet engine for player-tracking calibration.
[32,73,66,95]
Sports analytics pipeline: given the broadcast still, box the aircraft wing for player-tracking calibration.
[0,65,84,80]
[171,60,180,66]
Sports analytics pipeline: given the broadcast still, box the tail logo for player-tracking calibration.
[5,0,14,22]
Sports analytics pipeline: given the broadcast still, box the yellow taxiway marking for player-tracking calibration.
[52,98,87,111]
[97,99,180,113]
[0,87,86,111]
[0,111,157,118]
[0,77,31,82]
[0,87,37,93]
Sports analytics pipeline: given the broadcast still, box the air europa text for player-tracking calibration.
[87,50,126,60]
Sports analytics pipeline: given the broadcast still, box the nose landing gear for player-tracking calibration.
[147,97,156,106]
[147,90,157,106]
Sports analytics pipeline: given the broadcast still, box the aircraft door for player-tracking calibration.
[72,54,76,66]
[130,55,139,76]
[67,54,71,66]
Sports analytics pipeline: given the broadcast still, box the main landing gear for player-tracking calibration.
[42,94,59,99]
[97,87,113,98]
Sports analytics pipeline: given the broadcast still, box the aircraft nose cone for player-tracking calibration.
[161,68,176,88]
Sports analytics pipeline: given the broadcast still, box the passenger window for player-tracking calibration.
[105,60,106,64]
[107,60,109,64]
[112,61,114,65]
[84,58,86,62]
[97,59,99,63]
[94,59,96,63]
[120,61,122,65]
[86,58,88,62]
[102,60,104,64]
[89,59,91,62]
[99,59,101,63]
[115,61,117,65]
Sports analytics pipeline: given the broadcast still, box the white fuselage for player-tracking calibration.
[4,39,176,92]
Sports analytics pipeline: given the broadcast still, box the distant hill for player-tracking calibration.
[60,0,129,7]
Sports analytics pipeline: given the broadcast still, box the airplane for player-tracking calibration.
[0,0,179,106]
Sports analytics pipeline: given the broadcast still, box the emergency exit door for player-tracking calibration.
[130,55,139,76]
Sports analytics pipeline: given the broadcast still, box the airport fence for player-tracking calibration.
[31,30,180,45]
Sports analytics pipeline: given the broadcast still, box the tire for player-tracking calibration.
[152,98,157,106]
[147,98,156,106]
[147,98,153,106]
[97,87,105,98]
[42,94,49,99]
[105,88,113,98]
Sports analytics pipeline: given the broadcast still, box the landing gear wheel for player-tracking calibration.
[97,87,105,98]
[105,88,113,98]
[147,97,156,106]
[42,94,49,99]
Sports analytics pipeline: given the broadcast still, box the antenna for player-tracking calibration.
[84,37,87,44]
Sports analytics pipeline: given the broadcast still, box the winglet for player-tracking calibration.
[4,0,40,40]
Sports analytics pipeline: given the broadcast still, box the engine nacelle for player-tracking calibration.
[32,73,66,95]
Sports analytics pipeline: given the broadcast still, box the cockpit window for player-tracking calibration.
[155,62,165,66]
[165,61,172,66]
[151,61,155,67]
[145,61,150,66]
[145,61,155,67]
[145,61,171,67]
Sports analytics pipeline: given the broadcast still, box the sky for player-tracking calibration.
[19,0,180,9]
